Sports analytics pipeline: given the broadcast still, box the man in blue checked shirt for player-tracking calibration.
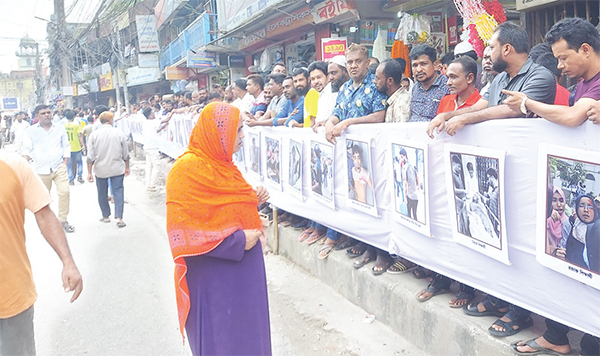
[324,43,387,144]
[408,44,450,122]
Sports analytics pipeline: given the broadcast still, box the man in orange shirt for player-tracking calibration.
[0,152,83,355]
[437,56,482,115]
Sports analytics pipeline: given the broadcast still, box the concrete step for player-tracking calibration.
[267,223,585,356]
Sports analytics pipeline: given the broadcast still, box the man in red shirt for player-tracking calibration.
[437,56,482,115]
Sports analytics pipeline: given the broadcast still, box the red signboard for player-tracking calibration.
[321,37,347,61]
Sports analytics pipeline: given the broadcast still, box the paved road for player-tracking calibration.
[20,153,424,355]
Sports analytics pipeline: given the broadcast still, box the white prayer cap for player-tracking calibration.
[454,41,474,56]
[329,55,346,68]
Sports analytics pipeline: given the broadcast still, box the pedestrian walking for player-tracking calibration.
[86,111,130,228]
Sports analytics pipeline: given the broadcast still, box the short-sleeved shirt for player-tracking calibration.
[402,163,418,200]
[266,94,287,116]
[273,97,305,127]
[11,120,30,144]
[483,58,556,108]
[64,121,83,152]
[332,71,387,121]
[573,71,600,103]
[409,73,450,122]
[0,152,53,318]
[437,89,482,114]
[303,88,320,128]
[385,87,411,123]
[555,84,570,106]
[250,91,268,116]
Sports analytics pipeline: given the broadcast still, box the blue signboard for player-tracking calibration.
[2,97,19,110]
[187,51,218,68]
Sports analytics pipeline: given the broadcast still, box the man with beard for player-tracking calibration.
[374,59,411,123]
[307,60,337,130]
[427,22,556,137]
[324,43,387,144]
[286,68,310,128]
[311,56,347,133]
[247,77,304,127]
[480,46,499,97]
[409,44,450,122]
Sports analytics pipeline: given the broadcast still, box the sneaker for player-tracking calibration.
[69,181,75,186]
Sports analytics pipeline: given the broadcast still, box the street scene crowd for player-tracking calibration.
[2,17,600,356]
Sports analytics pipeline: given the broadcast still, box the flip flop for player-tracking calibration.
[372,254,392,276]
[99,217,110,223]
[386,259,417,274]
[510,338,568,355]
[298,228,315,242]
[334,236,353,250]
[353,249,376,269]
[346,242,367,258]
[488,314,534,337]
[116,221,127,228]
[305,231,326,245]
[449,291,473,308]
[318,244,336,259]
[463,298,509,317]
[416,282,449,302]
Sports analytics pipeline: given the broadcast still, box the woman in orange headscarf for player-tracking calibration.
[166,102,271,356]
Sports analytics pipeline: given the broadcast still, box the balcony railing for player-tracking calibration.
[159,12,216,70]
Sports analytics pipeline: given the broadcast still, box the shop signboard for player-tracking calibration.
[311,0,359,24]
[321,37,347,61]
[266,7,313,38]
[136,15,160,53]
[516,0,558,10]
[165,67,190,80]
[72,85,78,97]
[1,97,19,110]
[228,55,246,68]
[62,86,74,96]
[99,72,113,91]
[77,84,89,95]
[447,16,458,46]
[138,53,160,68]
[127,67,161,87]
[187,51,218,68]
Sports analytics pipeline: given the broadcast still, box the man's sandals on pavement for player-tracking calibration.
[305,230,326,245]
[488,310,534,337]
[372,254,392,275]
[463,298,509,317]
[510,338,570,356]
[416,281,450,302]
[318,239,338,259]
[386,258,417,274]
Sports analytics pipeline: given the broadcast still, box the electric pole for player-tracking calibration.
[55,0,73,108]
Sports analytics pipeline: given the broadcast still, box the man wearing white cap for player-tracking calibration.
[454,41,482,89]
[312,55,349,132]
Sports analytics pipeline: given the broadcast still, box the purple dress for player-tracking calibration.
[184,231,272,356]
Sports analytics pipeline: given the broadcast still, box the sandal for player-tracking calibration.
[305,230,326,245]
[386,259,417,274]
[463,297,509,317]
[416,281,450,302]
[510,338,569,355]
[412,266,432,279]
[346,242,367,258]
[99,217,110,223]
[449,291,473,308]
[372,254,392,276]
[353,249,376,269]
[298,228,315,242]
[116,221,127,228]
[334,236,353,250]
[318,242,337,259]
[488,311,534,337]
[62,221,75,233]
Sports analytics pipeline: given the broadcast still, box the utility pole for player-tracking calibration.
[55,0,73,108]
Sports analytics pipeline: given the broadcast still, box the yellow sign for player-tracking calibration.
[100,72,113,91]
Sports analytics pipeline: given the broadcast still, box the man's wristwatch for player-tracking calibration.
[520,96,530,116]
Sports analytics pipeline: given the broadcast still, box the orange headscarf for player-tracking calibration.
[166,102,262,337]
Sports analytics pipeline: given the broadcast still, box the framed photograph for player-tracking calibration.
[537,144,600,290]
[389,138,430,237]
[287,138,304,201]
[444,144,509,265]
[310,139,335,210]
[263,133,282,191]
[247,131,262,179]
[233,135,246,171]
[345,135,378,217]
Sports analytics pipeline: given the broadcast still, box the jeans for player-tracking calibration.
[544,319,600,355]
[407,197,418,220]
[0,306,35,356]
[68,150,83,182]
[96,174,124,219]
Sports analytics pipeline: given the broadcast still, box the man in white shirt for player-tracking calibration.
[10,112,30,153]
[313,55,349,132]
[22,104,74,233]
[142,107,162,192]
[231,78,253,113]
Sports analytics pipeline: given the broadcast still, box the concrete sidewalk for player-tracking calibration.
[267,221,585,356]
